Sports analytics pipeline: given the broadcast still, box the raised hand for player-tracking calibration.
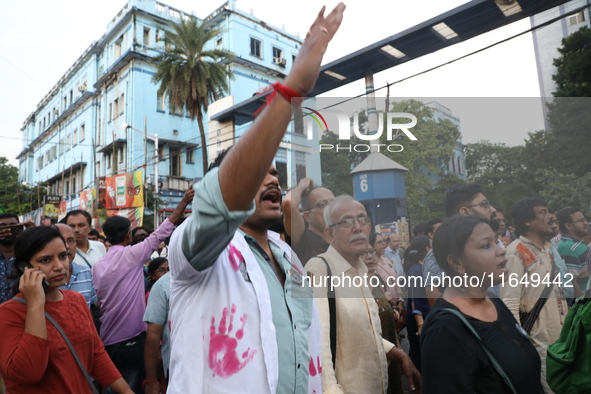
[181,186,195,206]
[208,304,257,378]
[284,3,346,96]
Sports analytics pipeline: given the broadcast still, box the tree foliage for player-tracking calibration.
[464,141,531,212]
[319,100,463,222]
[464,28,591,216]
[0,158,42,215]
[552,26,591,97]
[380,100,462,221]
[152,17,234,175]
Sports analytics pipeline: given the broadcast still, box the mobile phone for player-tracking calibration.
[17,262,49,293]
[0,224,24,240]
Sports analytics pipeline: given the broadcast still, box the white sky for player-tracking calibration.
[0,0,552,167]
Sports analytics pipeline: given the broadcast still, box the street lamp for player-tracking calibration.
[121,122,160,228]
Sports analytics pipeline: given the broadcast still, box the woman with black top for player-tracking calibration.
[421,215,542,393]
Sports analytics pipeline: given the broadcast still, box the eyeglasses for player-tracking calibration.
[375,239,387,245]
[156,267,170,274]
[465,200,491,210]
[66,238,77,246]
[328,216,371,228]
[572,218,589,224]
[361,249,376,257]
[305,200,331,211]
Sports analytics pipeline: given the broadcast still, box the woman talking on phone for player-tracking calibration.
[0,226,133,394]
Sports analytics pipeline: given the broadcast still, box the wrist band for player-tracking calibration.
[253,82,303,116]
[143,378,158,388]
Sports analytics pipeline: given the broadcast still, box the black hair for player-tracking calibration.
[432,215,487,277]
[424,218,442,236]
[146,257,168,292]
[511,197,547,237]
[207,146,233,172]
[148,257,168,275]
[368,231,379,247]
[89,229,100,237]
[131,226,150,237]
[412,222,425,238]
[404,235,430,273]
[64,209,92,226]
[102,216,131,245]
[12,226,66,295]
[0,213,19,222]
[444,183,487,218]
[556,207,582,234]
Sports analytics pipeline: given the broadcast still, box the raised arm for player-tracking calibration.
[168,186,194,226]
[283,178,313,243]
[219,4,346,211]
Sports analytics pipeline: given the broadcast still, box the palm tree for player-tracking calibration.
[152,16,234,175]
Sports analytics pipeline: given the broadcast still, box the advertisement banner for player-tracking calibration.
[19,208,44,226]
[79,189,96,213]
[105,170,144,209]
[59,201,68,217]
[105,207,144,228]
[97,177,107,209]
[44,195,61,218]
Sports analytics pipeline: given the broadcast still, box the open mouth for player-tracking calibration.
[498,260,508,272]
[261,189,281,208]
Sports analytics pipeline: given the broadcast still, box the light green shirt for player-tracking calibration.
[181,168,312,393]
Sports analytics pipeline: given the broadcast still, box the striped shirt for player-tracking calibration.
[60,262,97,308]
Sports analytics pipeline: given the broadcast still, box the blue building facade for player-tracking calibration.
[17,0,317,219]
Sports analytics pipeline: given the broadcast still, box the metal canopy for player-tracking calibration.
[211,0,570,125]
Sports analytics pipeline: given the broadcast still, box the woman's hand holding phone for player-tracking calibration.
[19,267,47,306]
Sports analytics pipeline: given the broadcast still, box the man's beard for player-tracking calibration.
[542,230,556,240]
[0,238,15,247]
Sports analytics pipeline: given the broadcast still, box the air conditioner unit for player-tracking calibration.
[53,108,59,115]
[274,57,286,67]
[77,84,86,92]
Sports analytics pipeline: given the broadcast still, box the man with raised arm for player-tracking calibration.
[284,178,335,264]
[167,5,346,394]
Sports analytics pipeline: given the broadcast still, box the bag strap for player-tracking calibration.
[13,297,99,394]
[317,256,337,367]
[76,250,92,269]
[440,308,517,394]
[521,259,558,334]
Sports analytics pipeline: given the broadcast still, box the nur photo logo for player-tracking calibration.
[302,106,418,153]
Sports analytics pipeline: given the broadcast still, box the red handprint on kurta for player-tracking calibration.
[208,304,257,378]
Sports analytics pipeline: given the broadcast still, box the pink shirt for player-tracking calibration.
[92,219,175,345]
[375,256,402,300]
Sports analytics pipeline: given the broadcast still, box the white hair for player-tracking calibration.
[323,195,357,229]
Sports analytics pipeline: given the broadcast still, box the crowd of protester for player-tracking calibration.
[0,4,589,393]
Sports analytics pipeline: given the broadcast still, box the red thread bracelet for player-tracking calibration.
[142,378,158,388]
[253,82,303,116]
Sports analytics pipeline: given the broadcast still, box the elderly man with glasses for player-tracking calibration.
[305,195,421,394]
[55,223,98,309]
